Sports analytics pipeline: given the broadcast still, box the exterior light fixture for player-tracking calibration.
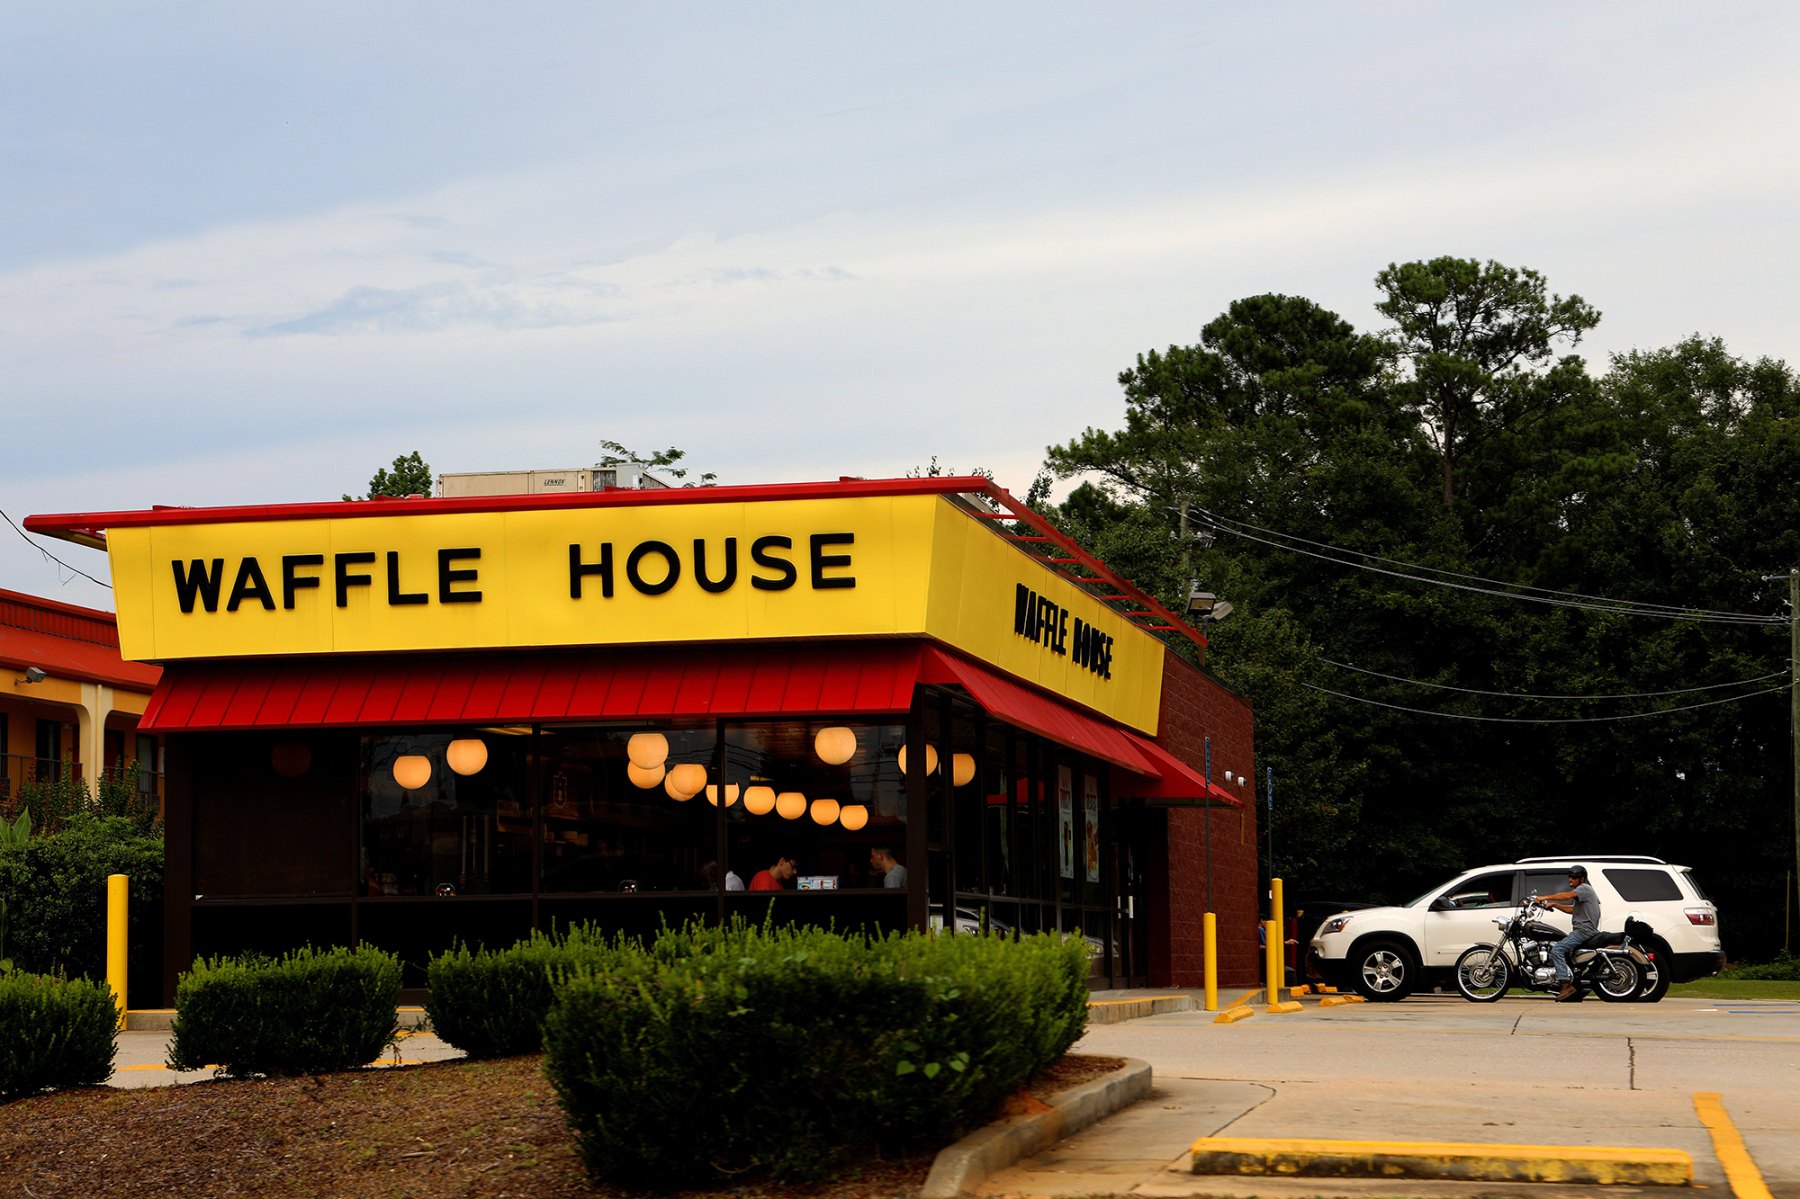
[838,803,869,831]
[667,763,707,800]
[706,783,741,807]
[628,761,666,789]
[17,667,47,685]
[392,755,432,790]
[951,753,976,787]
[897,744,939,776]
[775,791,807,820]
[1186,588,1216,616]
[627,733,669,769]
[810,797,840,825]
[814,726,857,765]
[744,784,777,815]
[446,738,489,776]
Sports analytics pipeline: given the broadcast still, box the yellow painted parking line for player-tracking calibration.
[1694,1092,1774,1199]
[1190,1136,1692,1185]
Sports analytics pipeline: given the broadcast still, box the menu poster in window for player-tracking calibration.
[1057,765,1074,879]
[1083,775,1100,883]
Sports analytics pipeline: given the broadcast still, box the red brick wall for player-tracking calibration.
[1150,648,1261,990]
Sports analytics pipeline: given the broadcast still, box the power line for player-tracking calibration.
[1184,504,1783,626]
[1318,658,1791,700]
[1297,681,1789,724]
[0,508,111,590]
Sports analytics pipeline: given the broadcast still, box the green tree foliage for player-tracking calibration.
[343,450,432,501]
[1045,263,1800,954]
[597,440,717,485]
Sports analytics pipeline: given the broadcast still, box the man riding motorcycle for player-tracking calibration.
[1536,864,1601,1001]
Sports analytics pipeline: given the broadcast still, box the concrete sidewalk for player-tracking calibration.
[109,1024,465,1088]
[975,994,1800,1198]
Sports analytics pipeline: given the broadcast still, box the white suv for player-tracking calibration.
[1306,856,1723,1002]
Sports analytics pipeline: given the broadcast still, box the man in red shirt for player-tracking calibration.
[748,855,797,891]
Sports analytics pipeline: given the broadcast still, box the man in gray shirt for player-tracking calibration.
[870,846,907,889]
[1539,864,1601,1001]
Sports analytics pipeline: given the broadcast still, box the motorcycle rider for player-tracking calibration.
[1537,864,1601,1001]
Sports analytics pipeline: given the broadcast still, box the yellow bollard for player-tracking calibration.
[106,873,128,1030]
[1203,911,1218,1011]
[1264,919,1279,1000]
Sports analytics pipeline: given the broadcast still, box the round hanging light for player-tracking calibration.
[628,761,666,789]
[270,742,312,780]
[775,791,807,820]
[446,738,489,776]
[810,797,840,825]
[897,743,939,776]
[838,803,869,831]
[392,754,431,790]
[666,763,706,801]
[743,784,777,815]
[706,783,741,808]
[951,753,976,787]
[627,732,669,769]
[813,726,857,765]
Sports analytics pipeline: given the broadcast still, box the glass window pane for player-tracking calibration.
[362,730,533,897]
[721,721,906,890]
[195,731,354,898]
[537,724,718,894]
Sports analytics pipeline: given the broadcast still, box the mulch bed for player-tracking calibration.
[0,1053,1125,1199]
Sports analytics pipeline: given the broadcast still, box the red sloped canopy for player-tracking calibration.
[0,625,162,692]
[139,638,1237,806]
[140,642,927,731]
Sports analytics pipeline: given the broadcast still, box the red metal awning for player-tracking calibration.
[139,638,1237,806]
[140,642,927,731]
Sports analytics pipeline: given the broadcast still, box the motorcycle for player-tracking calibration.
[1453,898,1651,1002]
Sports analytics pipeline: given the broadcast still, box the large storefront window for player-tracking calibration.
[361,730,533,897]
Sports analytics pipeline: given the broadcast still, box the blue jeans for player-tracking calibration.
[1550,930,1593,982]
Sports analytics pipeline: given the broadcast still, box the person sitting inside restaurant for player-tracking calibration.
[870,846,907,889]
[748,854,797,891]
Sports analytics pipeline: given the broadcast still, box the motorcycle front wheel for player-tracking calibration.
[1594,955,1641,1002]
[1454,945,1511,1001]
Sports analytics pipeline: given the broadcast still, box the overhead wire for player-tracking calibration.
[1317,657,1791,701]
[1183,503,1784,626]
[0,508,112,590]
[1297,681,1790,724]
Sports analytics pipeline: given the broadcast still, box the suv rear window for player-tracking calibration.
[1603,868,1683,902]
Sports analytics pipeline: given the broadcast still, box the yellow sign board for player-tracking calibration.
[106,494,1165,731]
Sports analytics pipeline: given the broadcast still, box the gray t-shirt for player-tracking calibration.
[1570,881,1600,935]
[884,863,908,889]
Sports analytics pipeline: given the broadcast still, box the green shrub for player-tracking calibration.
[1720,952,1800,981]
[167,945,401,1077]
[0,972,118,1102]
[541,920,1089,1188]
[426,924,617,1058]
[0,815,163,983]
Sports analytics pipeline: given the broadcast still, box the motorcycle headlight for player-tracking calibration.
[1319,915,1353,936]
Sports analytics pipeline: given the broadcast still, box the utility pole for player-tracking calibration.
[1778,565,1792,950]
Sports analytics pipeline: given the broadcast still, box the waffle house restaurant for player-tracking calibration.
[27,477,1256,1002]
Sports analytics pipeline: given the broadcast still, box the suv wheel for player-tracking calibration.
[1352,939,1416,1001]
[1630,940,1672,1002]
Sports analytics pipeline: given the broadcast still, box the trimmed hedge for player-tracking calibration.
[166,946,402,1078]
[1720,952,1800,981]
[541,920,1090,1188]
[0,972,118,1102]
[426,924,618,1058]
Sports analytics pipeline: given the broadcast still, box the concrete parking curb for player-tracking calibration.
[919,1057,1153,1199]
[1189,1136,1694,1185]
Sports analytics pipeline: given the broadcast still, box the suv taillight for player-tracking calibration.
[1684,907,1716,926]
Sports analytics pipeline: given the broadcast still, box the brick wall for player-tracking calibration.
[1150,648,1261,989]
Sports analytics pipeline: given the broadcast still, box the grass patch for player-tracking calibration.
[1667,978,1800,1001]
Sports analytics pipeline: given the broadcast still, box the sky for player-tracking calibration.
[5,3,1797,612]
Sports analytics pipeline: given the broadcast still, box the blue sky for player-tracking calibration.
[5,3,1797,609]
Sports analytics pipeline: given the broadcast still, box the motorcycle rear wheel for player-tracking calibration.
[1454,945,1511,1001]
[1594,955,1641,1002]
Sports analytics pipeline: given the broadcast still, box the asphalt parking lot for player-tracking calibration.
[982,992,1800,1198]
